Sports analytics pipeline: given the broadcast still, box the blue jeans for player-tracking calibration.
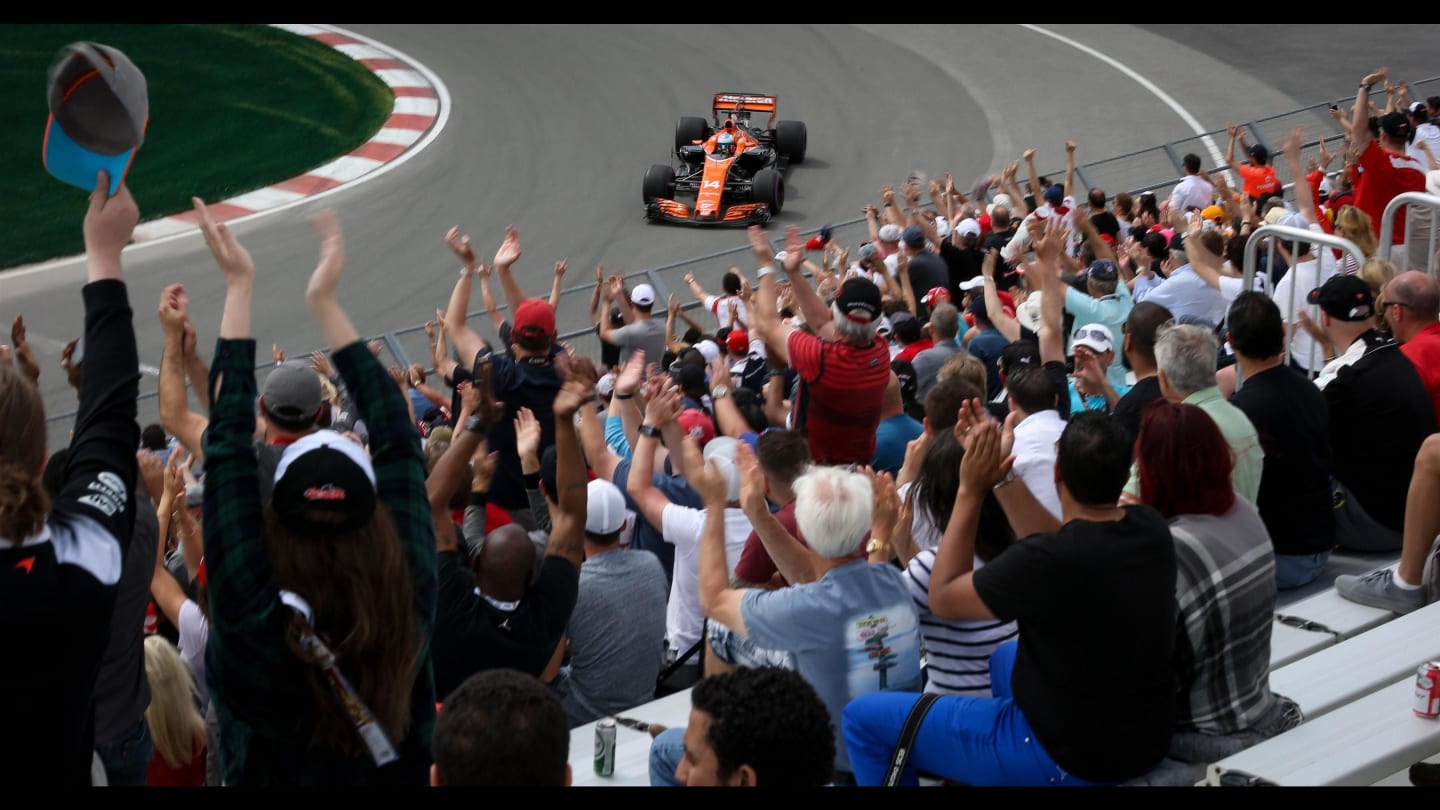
[842,642,1106,787]
[1275,551,1331,590]
[648,727,686,787]
[94,717,152,787]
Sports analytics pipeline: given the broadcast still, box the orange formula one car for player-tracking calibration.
[643,93,807,227]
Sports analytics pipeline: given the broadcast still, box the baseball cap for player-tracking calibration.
[835,277,882,323]
[877,223,903,243]
[1015,292,1043,333]
[726,328,749,355]
[1072,322,1115,353]
[921,287,951,308]
[695,339,721,363]
[631,283,656,307]
[596,372,616,400]
[1201,204,1225,222]
[902,225,926,249]
[1411,101,1429,117]
[677,408,715,448]
[1247,143,1268,163]
[702,436,742,502]
[1307,275,1375,322]
[262,361,323,426]
[958,276,987,292]
[876,315,894,337]
[857,243,879,260]
[43,42,148,197]
[1263,206,1289,226]
[956,218,982,238]
[514,298,556,338]
[585,479,628,535]
[671,361,707,391]
[1087,259,1119,281]
[1381,111,1411,140]
[890,359,918,404]
[934,216,952,239]
[805,234,827,251]
[1042,185,1064,207]
[271,430,378,533]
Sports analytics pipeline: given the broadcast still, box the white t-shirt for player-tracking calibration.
[1010,409,1064,521]
[178,598,210,706]
[1170,174,1215,213]
[1408,122,1440,169]
[661,503,753,654]
[705,295,749,330]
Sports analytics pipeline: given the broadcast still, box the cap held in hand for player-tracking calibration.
[43,42,148,196]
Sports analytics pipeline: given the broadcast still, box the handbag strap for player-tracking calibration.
[883,692,941,786]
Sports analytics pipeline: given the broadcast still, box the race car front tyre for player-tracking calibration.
[752,169,785,215]
[775,120,807,164]
[675,116,709,152]
[644,164,676,204]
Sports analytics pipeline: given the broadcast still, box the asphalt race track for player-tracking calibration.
[3,24,1429,451]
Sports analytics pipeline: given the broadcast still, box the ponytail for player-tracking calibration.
[0,464,50,543]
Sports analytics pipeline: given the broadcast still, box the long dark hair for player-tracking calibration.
[0,364,49,543]
[1136,401,1235,519]
[913,430,1014,562]
[263,502,419,754]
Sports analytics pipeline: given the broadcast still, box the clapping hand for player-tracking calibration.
[958,419,1014,493]
[445,226,477,270]
[194,197,254,285]
[553,356,599,420]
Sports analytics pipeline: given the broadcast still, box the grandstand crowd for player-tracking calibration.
[7,65,1440,788]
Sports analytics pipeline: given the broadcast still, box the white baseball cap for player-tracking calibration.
[631,283,656,307]
[585,479,628,535]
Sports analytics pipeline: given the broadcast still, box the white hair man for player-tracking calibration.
[692,443,921,783]
[746,225,891,466]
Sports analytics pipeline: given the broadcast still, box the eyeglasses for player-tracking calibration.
[1275,613,1339,637]
[1380,300,1412,315]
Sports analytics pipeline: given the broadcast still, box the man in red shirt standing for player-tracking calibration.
[1351,67,1428,248]
[747,225,890,466]
[1384,270,1440,421]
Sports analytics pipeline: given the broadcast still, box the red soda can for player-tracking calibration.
[1414,661,1440,718]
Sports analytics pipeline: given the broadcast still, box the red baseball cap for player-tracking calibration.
[677,409,715,448]
[922,287,951,307]
[726,328,749,355]
[514,298,556,338]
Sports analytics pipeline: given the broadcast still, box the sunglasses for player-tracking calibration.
[1072,327,1112,345]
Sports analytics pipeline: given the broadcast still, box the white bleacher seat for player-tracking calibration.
[1206,677,1440,785]
[568,688,694,787]
[1270,600,1440,720]
[1268,587,1394,669]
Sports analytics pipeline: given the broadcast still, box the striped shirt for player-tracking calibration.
[904,549,1018,696]
[787,330,889,465]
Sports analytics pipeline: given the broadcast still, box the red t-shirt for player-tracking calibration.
[1401,322,1440,422]
[147,745,206,787]
[787,330,890,465]
[1357,141,1428,245]
[732,501,802,586]
[895,338,934,364]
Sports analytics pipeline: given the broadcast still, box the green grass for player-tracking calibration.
[0,24,394,268]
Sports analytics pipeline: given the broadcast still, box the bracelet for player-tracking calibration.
[639,424,662,439]
[464,415,485,433]
[615,391,634,400]
[522,472,541,490]
[1360,83,1374,92]
[865,537,891,555]
[757,265,777,280]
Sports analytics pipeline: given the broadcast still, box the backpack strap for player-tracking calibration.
[883,692,942,786]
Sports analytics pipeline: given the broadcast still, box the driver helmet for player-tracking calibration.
[716,132,735,156]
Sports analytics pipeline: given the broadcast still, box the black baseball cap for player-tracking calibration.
[1307,275,1375,322]
[835,278,882,323]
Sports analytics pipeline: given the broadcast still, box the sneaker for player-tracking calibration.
[1335,568,1425,614]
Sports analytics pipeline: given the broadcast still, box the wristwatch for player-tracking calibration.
[639,424,663,439]
[866,537,891,555]
[710,385,731,400]
[464,415,486,433]
[993,468,1018,490]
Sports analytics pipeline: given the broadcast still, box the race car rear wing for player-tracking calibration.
[713,93,776,115]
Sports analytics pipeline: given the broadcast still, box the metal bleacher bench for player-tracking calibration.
[1267,587,1394,670]
[1206,600,1440,786]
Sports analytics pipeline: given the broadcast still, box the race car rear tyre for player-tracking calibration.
[775,120,807,164]
[643,164,676,203]
[752,169,785,215]
[675,116,709,152]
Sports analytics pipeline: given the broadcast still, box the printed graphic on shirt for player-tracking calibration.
[846,603,921,694]
[78,472,127,517]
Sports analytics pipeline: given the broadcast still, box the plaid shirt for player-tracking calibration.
[1170,502,1281,735]
[203,339,436,785]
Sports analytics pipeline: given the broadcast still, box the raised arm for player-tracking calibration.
[734,441,821,585]
[1031,222,1067,366]
[543,356,596,572]
[625,381,683,530]
[746,226,796,366]
[683,270,711,304]
[1225,124,1245,175]
[158,285,209,463]
[548,258,567,310]
[443,227,485,366]
[150,451,190,627]
[1063,140,1077,199]
[1352,68,1386,155]
[778,225,835,339]
[1022,148,1043,203]
[477,264,505,333]
[1281,126,1318,226]
[694,441,750,637]
[491,225,528,316]
[980,249,1021,343]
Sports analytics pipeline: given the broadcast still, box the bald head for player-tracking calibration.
[477,524,535,601]
[1385,271,1440,343]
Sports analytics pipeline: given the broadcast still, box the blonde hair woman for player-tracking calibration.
[1334,205,1379,270]
[1360,258,1401,333]
[143,637,206,786]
